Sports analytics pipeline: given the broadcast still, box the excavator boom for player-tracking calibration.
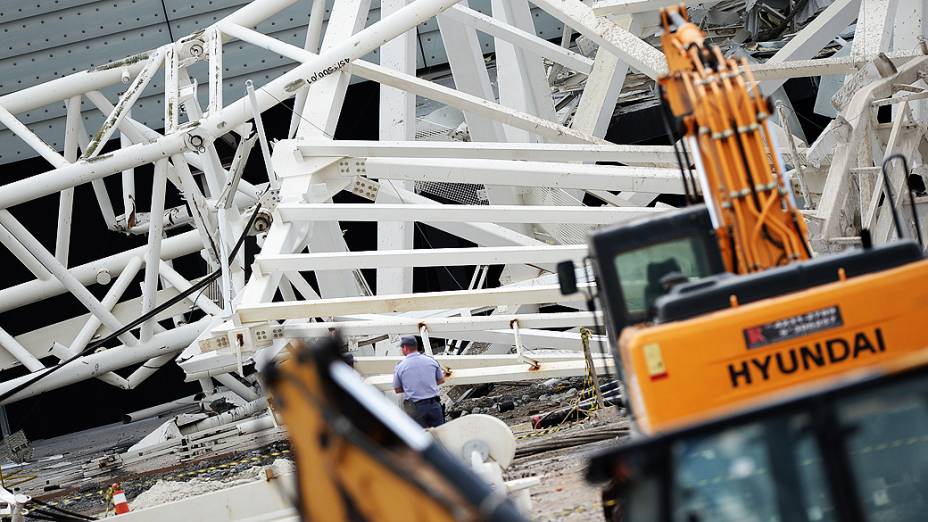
[659,5,811,274]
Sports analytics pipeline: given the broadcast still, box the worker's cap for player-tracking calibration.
[399,335,417,347]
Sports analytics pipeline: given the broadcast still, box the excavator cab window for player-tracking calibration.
[615,236,711,318]
[669,413,834,522]
[588,358,928,522]
[590,205,725,338]
[837,377,928,521]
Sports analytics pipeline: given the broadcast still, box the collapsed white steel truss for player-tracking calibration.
[0,0,925,409]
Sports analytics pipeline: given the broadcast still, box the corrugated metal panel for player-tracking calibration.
[0,0,564,164]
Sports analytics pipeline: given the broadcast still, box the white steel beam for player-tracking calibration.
[83,50,164,158]
[364,356,614,389]
[449,328,606,352]
[592,0,685,15]
[283,271,322,301]
[280,311,599,338]
[140,159,170,341]
[277,203,665,224]
[437,3,508,143]
[158,261,225,317]
[0,132,189,211]
[749,49,928,82]
[0,210,138,347]
[353,351,600,375]
[1,285,193,370]
[291,140,680,166]
[0,319,210,404]
[120,116,136,229]
[219,22,602,145]
[62,256,145,388]
[0,224,52,281]
[214,373,260,402]
[288,0,329,137]
[444,5,594,74]
[0,230,203,313]
[378,0,417,298]
[0,105,69,169]
[572,14,642,139]
[237,283,591,322]
[66,256,143,357]
[492,0,558,143]
[208,29,223,115]
[289,0,372,300]
[0,327,44,372]
[236,204,310,307]
[56,95,82,265]
[531,0,667,79]
[125,353,176,390]
[359,157,685,193]
[852,0,899,60]
[296,0,371,139]
[373,184,549,249]
[758,0,862,94]
[816,56,928,237]
[254,245,587,273]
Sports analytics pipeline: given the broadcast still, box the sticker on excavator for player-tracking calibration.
[743,305,844,349]
[643,343,668,380]
[729,327,886,388]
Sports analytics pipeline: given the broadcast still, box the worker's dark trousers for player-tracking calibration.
[407,397,445,428]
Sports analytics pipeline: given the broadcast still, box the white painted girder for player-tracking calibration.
[0,319,211,404]
[452,328,607,352]
[237,283,591,322]
[253,245,588,273]
[758,0,863,94]
[377,0,417,298]
[531,0,667,79]
[0,284,195,370]
[372,184,550,248]
[749,49,928,81]
[219,21,603,144]
[853,0,899,60]
[443,4,594,75]
[0,230,203,314]
[592,0,691,15]
[279,311,600,338]
[290,140,681,166]
[353,351,606,375]
[364,356,615,390]
[276,203,665,224]
[360,157,686,193]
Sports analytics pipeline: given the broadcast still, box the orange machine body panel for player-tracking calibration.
[620,258,928,435]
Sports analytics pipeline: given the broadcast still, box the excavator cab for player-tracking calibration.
[587,205,724,344]
[587,352,928,522]
[583,204,928,434]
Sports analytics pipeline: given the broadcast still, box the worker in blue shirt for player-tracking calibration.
[393,335,446,428]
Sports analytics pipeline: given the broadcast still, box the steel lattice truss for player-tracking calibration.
[0,0,924,406]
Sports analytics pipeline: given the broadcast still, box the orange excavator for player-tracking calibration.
[262,336,527,522]
[553,4,928,521]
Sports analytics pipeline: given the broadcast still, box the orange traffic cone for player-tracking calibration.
[111,483,130,515]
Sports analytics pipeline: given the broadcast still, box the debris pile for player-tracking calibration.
[449,377,623,427]
[130,459,293,511]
